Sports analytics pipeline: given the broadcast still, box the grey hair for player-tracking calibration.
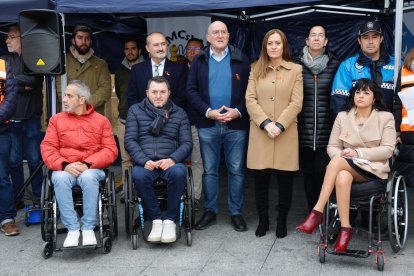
[68,80,91,103]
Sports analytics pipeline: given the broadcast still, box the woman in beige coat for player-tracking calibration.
[297,79,396,253]
[246,29,303,238]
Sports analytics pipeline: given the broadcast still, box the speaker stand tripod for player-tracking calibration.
[14,75,54,225]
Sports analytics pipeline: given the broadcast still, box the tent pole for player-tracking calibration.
[394,0,403,83]
[60,13,67,113]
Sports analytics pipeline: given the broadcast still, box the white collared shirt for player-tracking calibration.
[151,59,166,77]
[210,46,229,62]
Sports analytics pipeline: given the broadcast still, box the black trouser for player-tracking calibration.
[300,147,330,212]
[254,169,294,217]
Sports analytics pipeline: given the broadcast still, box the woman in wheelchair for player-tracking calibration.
[296,78,396,252]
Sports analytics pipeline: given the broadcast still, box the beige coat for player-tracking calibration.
[246,61,303,170]
[56,53,111,115]
[327,108,396,179]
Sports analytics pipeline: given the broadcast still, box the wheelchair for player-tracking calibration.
[124,164,195,249]
[40,168,118,258]
[317,169,408,271]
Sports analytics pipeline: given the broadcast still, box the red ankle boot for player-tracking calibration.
[296,209,323,234]
[334,227,352,253]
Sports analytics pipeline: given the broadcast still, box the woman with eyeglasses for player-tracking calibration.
[246,29,303,238]
[292,25,340,213]
[297,78,396,252]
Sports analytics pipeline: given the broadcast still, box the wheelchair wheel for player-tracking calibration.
[318,245,326,264]
[107,172,118,239]
[124,169,132,235]
[41,241,54,259]
[184,201,194,232]
[131,233,138,250]
[41,174,52,242]
[186,231,192,247]
[185,167,196,228]
[102,237,112,254]
[376,250,385,271]
[387,173,408,253]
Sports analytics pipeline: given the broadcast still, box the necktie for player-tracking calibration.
[154,64,160,76]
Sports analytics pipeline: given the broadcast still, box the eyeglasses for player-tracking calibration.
[209,30,229,37]
[186,47,201,51]
[6,35,20,41]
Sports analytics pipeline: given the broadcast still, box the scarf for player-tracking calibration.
[70,45,94,64]
[356,47,390,86]
[144,98,172,136]
[300,46,329,75]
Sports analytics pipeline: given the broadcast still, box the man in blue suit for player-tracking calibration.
[127,32,187,108]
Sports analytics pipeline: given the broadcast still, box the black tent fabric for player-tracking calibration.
[0,0,51,22]
[55,0,319,13]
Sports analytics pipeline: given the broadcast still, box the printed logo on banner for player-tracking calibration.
[166,31,194,62]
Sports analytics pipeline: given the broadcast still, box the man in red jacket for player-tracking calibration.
[41,80,118,248]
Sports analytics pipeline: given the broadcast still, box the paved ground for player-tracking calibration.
[1,165,413,275]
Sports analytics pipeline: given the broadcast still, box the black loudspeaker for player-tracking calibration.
[19,9,65,75]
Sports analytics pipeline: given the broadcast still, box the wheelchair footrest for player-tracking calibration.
[327,248,370,258]
[56,226,100,235]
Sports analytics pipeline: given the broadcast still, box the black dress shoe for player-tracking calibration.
[231,215,247,232]
[195,211,216,230]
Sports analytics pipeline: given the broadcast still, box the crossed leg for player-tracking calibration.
[313,156,367,227]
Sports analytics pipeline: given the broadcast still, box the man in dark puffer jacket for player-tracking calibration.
[293,25,340,212]
[125,76,192,243]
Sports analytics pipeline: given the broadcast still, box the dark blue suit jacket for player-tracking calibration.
[127,59,188,108]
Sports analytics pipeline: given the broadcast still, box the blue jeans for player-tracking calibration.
[132,163,186,221]
[0,132,17,224]
[198,123,247,215]
[10,116,43,200]
[52,169,105,231]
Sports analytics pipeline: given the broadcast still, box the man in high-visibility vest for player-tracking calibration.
[393,49,414,186]
[0,57,19,236]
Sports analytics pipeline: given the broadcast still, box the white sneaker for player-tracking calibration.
[63,230,80,247]
[82,230,97,246]
[147,219,163,242]
[161,220,176,243]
